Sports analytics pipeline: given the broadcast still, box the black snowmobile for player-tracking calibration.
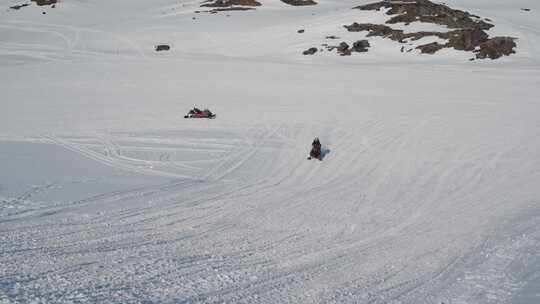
[308,137,322,160]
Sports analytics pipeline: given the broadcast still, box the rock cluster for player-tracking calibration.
[346,0,517,60]
[321,40,370,56]
[354,0,492,30]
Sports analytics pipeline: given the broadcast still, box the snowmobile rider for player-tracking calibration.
[310,138,322,159]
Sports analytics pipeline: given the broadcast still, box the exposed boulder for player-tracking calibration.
[32,0,57,5]
[281,0,317,6]
[201,0,261,7]
[475,37,517,59]
[352,40,370,52]
[155,45,171,52]
[337,42,351,56]
[10,3,30,10]
[323,40,370,56]
[10,0,56,9]
[297,29,305,33]
[302,47,318,55]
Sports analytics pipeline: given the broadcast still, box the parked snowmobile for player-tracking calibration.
[308,137,322,160]
[184,107,216,119]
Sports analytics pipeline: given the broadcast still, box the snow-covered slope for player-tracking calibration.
[1,1,539,303]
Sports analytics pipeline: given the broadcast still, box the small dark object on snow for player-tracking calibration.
[298,29,305,33]
[303,47,318,55]
[184,107,216,119]
[326,35,339,39]
[281,0,317,6]
[337,42,351,56]
[10,3,30,10]
[308,137,322,160]
[352,40,370,52]
[155,45,170,52]
[521,8,531,12]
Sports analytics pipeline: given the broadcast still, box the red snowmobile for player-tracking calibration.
[184,108,216,119]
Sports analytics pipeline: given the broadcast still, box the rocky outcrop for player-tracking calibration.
[344,0,516,60]
[199,0,317,12]
[353,0,492,30]
[198,0,259,13]
[475,37,517,59]
[281,0,317,6]
[201,0,261,7]
[32,0,57,5]
[344,21,516,59]
[10,0,56,10]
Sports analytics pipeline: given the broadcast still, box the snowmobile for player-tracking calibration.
[308,137,322,160]
[184,107,216,119]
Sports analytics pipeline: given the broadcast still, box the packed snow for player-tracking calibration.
[1,0,539,303]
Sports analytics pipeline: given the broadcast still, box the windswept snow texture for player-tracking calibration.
[1,0,540,303]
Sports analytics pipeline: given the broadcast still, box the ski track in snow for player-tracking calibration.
[1,0,540,303]
[2,121,539,303]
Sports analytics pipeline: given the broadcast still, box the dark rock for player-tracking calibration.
[337,42,351,56]
[352,40,370,52]
[155,45,171,52]
[344,22,498,57]
[475,37,517,59]
[198,0,260,13]
[302,47,318,55]
[521,8,531,12]
[281,0,317,6]
[10,3,30,10]
[416,42,445,54]
[353,0,493,30]
[201,0,261,7]
[298,29,305,33]
[31,0,56,5]
[205,6,256,13]
[446,27,489,51]
[325,35,339,39]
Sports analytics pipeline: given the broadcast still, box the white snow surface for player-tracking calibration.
[1,0,540,303]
